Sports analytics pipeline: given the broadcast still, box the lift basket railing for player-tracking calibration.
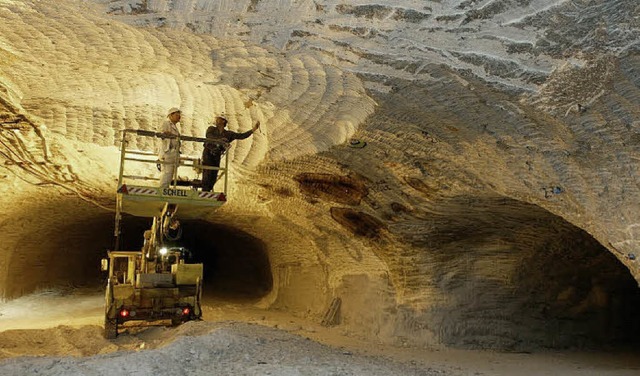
[117,128,229,194]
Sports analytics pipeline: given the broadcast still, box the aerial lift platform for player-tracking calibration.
[114,129,228,220]
[102,128,228,338]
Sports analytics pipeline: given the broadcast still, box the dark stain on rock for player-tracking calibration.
[274,186,294,197]
[330,207,385,239]
[257,183,294,198]
[405,177,439,197]
[294,173,368,206]
[390,202,410,213]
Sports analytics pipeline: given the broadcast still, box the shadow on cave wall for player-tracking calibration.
[389,195,640,350]
[179,220,272,300]
[2,213,132,298]
[118,218,273,300]
[2,208,272,303]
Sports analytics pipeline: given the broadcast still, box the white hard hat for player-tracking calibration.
[167,107,181,116]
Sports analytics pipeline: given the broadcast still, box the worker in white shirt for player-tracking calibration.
[158,107,181,188]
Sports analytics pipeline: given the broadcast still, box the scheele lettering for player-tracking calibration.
[162,188,187,197]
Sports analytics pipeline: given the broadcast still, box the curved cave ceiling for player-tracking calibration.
[0,0,639,351]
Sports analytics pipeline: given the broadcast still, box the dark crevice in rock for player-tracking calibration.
[295,173,368,206]
[330,207,385,239]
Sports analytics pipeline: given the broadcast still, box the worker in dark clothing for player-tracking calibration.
[202,116,260,192]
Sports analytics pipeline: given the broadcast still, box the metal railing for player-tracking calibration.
[117,128,229,194]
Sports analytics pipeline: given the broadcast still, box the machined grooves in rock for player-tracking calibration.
[1,0,639,354]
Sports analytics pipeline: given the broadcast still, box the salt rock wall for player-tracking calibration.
[260,62,640,349]
[1,0,639,351]
[0,0,374,160]
[100,0,639,90]
[0,0,374,298]
[93,0,640,283]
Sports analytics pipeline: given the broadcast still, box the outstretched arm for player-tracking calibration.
[228,121,261,141]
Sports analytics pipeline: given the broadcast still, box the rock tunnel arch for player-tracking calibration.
[1,196,272,302]
[2,189,640,351]
[112,217,274,301]
[380,194,640,350]
[274,173,640,350]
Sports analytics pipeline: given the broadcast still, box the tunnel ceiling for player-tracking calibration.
[1,0,639,351]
